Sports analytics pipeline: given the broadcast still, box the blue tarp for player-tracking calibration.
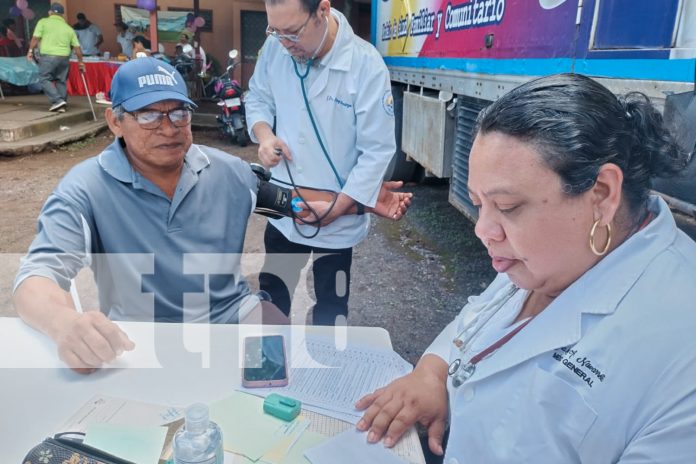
[0,57,39,86]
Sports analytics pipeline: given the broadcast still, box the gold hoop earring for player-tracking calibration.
[589,219,612,256]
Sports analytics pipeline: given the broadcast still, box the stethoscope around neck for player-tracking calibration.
[287,14,344,191]
[268,14,344,240]
[448,283,530,387]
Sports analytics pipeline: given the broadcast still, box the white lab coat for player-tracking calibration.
[245,9,396,248]
[426,196,696,463]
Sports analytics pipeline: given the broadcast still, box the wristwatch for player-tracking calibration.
[356,202,365,215]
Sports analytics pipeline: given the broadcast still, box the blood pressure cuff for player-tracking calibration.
[254,176,293,219]
[250,163,334,220]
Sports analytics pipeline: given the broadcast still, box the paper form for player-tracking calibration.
[243,335,412,422]
[55,394,184,434]
[300,410,424,464]
[304,429,407,464]
[210,391,309,462]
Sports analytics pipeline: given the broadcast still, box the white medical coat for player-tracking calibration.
[245,9,396,248]
[426,196,696,463]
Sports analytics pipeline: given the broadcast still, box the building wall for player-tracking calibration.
[62,0,371,87]
[64,0,265,85]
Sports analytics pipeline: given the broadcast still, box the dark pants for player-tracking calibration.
[259,223,352,326]
[37,54,70,104]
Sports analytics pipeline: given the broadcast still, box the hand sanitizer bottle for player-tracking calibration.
[172,403,223,464]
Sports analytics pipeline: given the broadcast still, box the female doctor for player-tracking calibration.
[356,73,696,463]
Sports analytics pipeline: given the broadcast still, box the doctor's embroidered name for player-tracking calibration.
[552,346,606,388]
[326,95,352,110]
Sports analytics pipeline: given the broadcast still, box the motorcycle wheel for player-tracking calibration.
[236,128,249,147]
[227,124,237,145]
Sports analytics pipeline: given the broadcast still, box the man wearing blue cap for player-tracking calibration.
[12,57,410,373]
[12,57,288,373]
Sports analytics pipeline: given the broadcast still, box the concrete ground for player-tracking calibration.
[0,94,108,156]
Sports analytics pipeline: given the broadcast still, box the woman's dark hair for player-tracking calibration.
[2,18,15,28]
[132,35,151,50]
[475,73,688,219]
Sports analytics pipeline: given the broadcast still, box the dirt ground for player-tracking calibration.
[0,129,496,369]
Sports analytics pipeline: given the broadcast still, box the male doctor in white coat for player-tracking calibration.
[245,0,396,325]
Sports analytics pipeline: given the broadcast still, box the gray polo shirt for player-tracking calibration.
[15,140,258,323]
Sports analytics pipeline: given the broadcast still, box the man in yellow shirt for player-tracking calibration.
[27,3,85,112]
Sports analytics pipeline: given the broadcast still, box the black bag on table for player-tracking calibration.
[23,433,134,464]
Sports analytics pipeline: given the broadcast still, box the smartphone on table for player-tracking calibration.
[242,335,289,388]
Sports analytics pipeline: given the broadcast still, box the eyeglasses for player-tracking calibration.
[126,107,193,130]
[265,13,312,43]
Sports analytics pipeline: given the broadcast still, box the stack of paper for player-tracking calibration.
[210,392,414,464]
[242,336,412,423]
[210,391,311,463]
[304,429,407,464]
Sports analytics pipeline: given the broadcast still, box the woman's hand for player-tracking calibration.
[355,354,449,455]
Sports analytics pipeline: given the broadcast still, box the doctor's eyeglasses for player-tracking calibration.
[125,107,194,130]
[266,13,312,43]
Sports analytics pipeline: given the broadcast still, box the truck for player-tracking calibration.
[372,0,696,222]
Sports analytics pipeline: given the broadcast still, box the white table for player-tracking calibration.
[0,317,393,463]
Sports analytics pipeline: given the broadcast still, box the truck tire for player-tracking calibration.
[384,84,419,182]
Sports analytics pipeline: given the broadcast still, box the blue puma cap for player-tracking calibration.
[109,57,196,111]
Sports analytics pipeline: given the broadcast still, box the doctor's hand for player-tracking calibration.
[258,135,292,168]
[367,181,413,220]
[295,193,356,227]
[355,354,449,455]
[52,310,135,374]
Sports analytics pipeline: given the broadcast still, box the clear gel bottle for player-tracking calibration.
[172,403,223,464]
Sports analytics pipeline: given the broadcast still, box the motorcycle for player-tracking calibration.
[173,44,195,78]
[209,50,249,147]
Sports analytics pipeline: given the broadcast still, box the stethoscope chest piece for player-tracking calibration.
[449,359,476,387]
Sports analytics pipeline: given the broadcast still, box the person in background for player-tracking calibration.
[27,3,85,112]
[178,32,196,59]
[0,25,10,56]
[356,73,696,463]
[2,18,23,55]
[131,35,169,63]
[73,12,103,56]
[114,20,134,58]
[245,0,397,326]
[131,35,151,58]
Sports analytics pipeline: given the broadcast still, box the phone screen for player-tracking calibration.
[243,335,287,383]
